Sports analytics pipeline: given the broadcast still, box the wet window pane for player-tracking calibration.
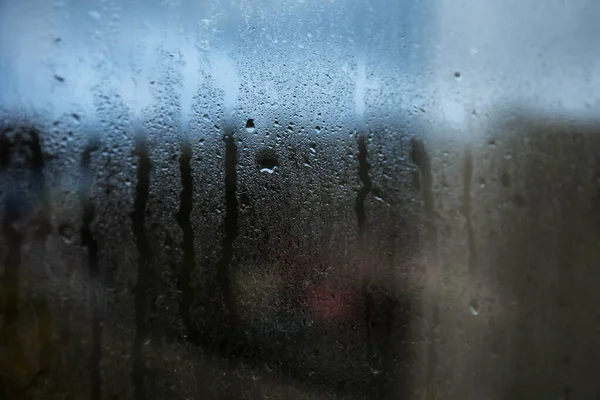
[1,0,599,399]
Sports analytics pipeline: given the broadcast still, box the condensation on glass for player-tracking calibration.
[0,0,599,399]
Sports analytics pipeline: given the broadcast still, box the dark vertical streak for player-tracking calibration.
[216,131,238,328]
[27,127,52,241]
[1,126,54,392]
[0,130,11,169]
[1,130,20,324]
[410,137,436,246]
[356,134,373,235]
[410,137,438,398]
[2,195,21,320]
[355,133,375,350]
[81,138,102,400]
[131,137,152,400]
[25,128,54,375]
[461,149,476,274]
[175,141,200,344]
[363,282,374,346]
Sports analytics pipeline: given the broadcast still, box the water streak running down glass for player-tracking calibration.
[1,0,600,399]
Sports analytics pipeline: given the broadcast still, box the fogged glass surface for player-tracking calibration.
[0,0,599,399]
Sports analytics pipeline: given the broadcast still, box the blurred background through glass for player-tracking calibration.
[1,0,599,399]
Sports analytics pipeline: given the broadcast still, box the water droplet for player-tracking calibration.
[469,298,479,316]
[257,148,279,174]
[59,224,75,244]
[245,119,255,133]
[88,10,101,20]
